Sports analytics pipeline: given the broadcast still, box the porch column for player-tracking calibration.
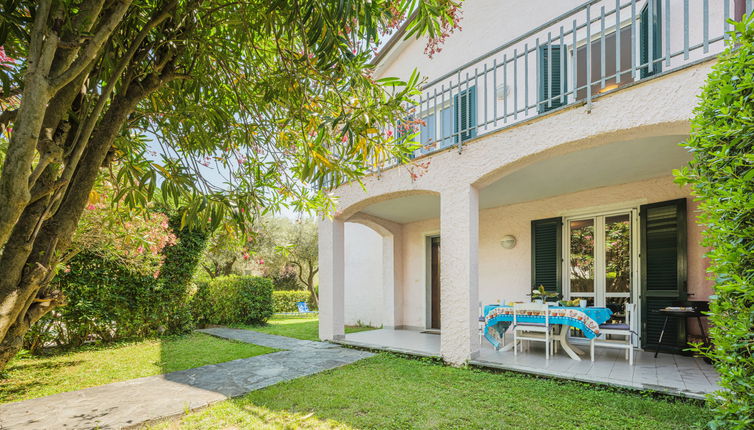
[440,185,480,365]
[318,217,345,340]
[382,227,403,329]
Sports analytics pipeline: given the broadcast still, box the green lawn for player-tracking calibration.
[154,353,712,430]
[237,315,376,341]
[0,332,275,404]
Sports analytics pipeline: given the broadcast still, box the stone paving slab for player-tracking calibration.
[0,329,373,430]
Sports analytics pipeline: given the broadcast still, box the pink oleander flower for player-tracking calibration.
[0,46,16,68]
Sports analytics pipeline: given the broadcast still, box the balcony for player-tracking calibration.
[389,0,746,160]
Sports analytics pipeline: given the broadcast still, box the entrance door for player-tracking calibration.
[430,236,441,330]
[565,212,637,335]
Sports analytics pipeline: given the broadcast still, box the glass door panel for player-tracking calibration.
[568,218,595,297]
[605,214,631,295]
[566,212,636,333]
[605,214,631,325]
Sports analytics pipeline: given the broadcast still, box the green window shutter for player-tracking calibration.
[453,86,477,143]
[538,44,567,114]
[531,217,563,295]
[640,198,687,351]
[640,0,662,79]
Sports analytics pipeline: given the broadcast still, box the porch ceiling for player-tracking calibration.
[478,135,691,210]
[357,135,691,224]
[360,193,440,224]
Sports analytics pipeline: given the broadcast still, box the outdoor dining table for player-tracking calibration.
[483,304,613,361]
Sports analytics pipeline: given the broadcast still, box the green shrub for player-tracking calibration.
[272,290,311,312]
[25,252,167,351]
[25,210,209,352]
[155,210,210,334]
[675,15,754,429]
[192,276,273,326]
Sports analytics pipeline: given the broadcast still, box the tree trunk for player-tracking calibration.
[221,257,237,277]
[306,266,319,307]
[0,71,171,372]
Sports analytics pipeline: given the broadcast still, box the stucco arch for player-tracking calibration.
[336,189,440,221]
[472,120,690,190]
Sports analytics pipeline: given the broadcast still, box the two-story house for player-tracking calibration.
[318,0,742,397]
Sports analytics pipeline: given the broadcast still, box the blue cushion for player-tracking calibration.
[599,323,629,330]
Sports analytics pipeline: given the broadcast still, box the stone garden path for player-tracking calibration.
[0,329,373,430]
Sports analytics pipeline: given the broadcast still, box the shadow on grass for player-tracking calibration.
[6,358,85,372]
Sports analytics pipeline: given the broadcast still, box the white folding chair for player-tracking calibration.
[590,303,636,365]
[513,303,554,359]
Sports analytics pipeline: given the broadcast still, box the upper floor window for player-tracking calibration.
[414,86,477,155]
[538,0,663,113]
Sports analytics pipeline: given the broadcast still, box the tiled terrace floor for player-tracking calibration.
[338,329,720,400]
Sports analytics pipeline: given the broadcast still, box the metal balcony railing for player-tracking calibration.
[386,0,747,161]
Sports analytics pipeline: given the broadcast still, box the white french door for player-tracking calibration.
[564,210,640,339]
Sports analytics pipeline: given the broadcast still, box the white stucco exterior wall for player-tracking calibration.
[318,0,725,365]
[343,223,384,326]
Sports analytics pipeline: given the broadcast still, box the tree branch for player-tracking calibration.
[59,0,178,191]
[48,0,133,93]
[0,109,17,129]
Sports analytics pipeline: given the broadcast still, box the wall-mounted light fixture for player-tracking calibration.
[500,234,517,249]
[496,84,510,100]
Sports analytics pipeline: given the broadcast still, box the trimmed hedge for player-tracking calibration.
[193,276,273,326]
[675,15,754,429]
[272,290,311,313]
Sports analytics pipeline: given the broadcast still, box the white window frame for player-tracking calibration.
[562,207,641,345]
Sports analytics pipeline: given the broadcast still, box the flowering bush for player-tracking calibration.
[25,203,207,351]
[73,189,177,276]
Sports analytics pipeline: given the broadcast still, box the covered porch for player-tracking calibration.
[320,130,720,398]
[337,328,720,400]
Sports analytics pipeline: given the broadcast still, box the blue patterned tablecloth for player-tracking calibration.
[483,305,613,350]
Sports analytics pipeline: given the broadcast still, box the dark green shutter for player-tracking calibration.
[640,198,687,351]
[453,86,477,143]
[538,44,567,114]
[640,0,662,78]
[531,217,562,295]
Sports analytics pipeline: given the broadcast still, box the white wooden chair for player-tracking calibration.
[513,303,554,359]
[590,303,636,365]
